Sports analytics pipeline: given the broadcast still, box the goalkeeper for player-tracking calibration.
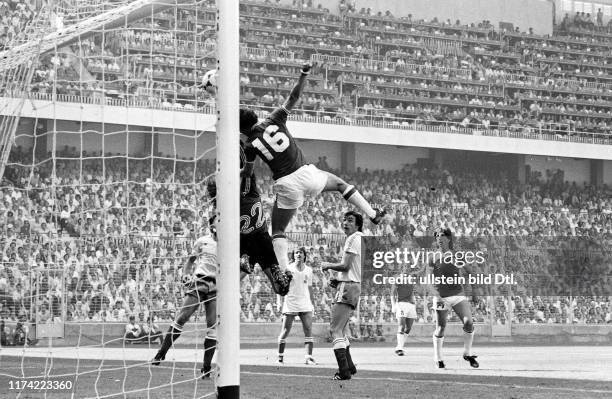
[151,216,223,378]
[207,143,293,297]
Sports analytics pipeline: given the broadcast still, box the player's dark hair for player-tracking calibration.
[297,246,308,261]
[344,211,363,232]
[434,227,454,250]
[239,108,258,136]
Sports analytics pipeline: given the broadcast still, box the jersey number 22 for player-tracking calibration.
[240,201,265,234]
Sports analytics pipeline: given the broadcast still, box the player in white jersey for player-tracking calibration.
[151,216,218,378]
[277,247,316,365]
[321,211,363,380]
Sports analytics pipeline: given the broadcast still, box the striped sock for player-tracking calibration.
[272,235,289,270]
[278,338,286,359]
[433,334,444,362]
[342,185,376,219]
[305,337,314,356]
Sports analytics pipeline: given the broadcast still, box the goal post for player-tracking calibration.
[0,0,241,397]
[215,0,241,397]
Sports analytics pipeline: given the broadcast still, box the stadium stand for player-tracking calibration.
[14,0,612,143]
[1,150,611,327]
[1,0,612,340]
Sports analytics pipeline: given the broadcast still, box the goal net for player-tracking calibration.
[0,0,240,397]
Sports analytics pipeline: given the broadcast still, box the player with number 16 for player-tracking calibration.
[239,63,386,274]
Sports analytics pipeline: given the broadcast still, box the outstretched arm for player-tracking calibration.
[282,62,311,112]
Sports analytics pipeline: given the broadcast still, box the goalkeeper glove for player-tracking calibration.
[240,254,253,275]
[301,62,312,75]
[329,278,339,289]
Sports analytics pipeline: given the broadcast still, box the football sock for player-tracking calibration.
[158,324,183,357]
[305,337,314,356]
[202,337,216,373]
[344,336,356,373]
[272,235,289,270]
[433,334,444,362]
[276,295,282,311]
[396,332,405,349]
[342,185,376,219]
[278,338,286,358]
[463,331,474,357]
[332,337,346,350]
[332,338,350,377]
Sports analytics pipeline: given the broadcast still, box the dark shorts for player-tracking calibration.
[334,281,361,309]
[240,230,277,270]
[186,277,216,303]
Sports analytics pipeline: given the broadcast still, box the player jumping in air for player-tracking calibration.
[206,144,293,296]
[391,265,417,356]
[428,228,479,369]
[277,247,316,365]
[321,211,363,380]
[151,216,219,378]
[240,64,386,272]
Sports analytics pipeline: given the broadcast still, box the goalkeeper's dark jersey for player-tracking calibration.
[240,144,267,235]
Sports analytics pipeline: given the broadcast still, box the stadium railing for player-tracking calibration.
[6,91,612,145]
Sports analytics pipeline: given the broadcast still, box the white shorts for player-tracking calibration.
[433,295,467,311]
[395,302,417,320]
[282,301,314,315]
[274,164,328,209]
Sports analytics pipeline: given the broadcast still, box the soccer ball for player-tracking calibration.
[202,69,217,95]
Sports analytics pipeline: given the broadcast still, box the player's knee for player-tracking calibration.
[463,319,474,333]
[335,178,348,192]
[175,316,188,327]
[330,326,344,337]
[325,173,346,192]
[175,311,191,327]
[172,319,186,331]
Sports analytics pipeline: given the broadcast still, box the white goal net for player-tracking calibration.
[0,0,236,397]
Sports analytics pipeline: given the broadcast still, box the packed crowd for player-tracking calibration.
[558,9,612,33]
[1,0,611,331]
[3,0,609,142]
[1,143,612,327]
[0,0,37,51]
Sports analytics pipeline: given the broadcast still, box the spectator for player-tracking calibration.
[124,315,145,343]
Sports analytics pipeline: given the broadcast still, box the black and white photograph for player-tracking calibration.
[0,0,611,398]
